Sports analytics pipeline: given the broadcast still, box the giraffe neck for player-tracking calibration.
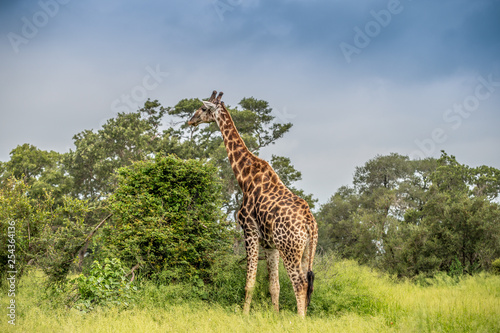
[215,105,256,190]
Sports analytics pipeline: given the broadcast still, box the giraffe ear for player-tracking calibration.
[202,100,217,111]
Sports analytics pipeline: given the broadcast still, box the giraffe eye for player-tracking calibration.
[201,107,207,112]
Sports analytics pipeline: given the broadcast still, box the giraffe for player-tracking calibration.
[188,90,318,317]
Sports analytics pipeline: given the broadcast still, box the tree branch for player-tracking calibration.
[125,263,142,283]
[78,213,113,268]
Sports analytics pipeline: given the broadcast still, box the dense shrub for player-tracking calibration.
[98,155,233,282]
[0,177,92,285]
[72,258,137,312]
[492,258,500,275]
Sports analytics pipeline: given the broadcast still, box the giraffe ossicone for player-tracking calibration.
[188,90,318,317]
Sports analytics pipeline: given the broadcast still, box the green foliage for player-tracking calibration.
[1,143,58,184]
[39,195,92,283]
[317,151,500,278]
[0,176,95,285]
[66,100,168,200]
[0,177,46,283]
[491,258,500,275]
[71,258,137,312]
[310,253,389,317]
[0,144,71,203]
[237,97,292,150]
[353,153,412,192]
[100,155,233,282]
[205,253,247,306]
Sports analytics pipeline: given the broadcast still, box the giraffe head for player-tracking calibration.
[188,90,223,126]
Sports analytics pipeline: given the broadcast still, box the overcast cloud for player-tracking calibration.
[1,0,499,204]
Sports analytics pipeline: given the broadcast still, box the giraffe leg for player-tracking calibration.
[301,241,310,277]
[301,239,315,309]
[242,236,259,315]
[265,248,280,312]
[281,252,308,317]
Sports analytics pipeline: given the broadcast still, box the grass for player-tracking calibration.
[2,254,500,333]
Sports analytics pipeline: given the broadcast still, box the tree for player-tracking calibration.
[316,186,363,255]
[0,177,93,284]
[317,152,500,277]
[321,153,420,263]
[0,144,71,202]
[66,100,168,200]
[238,97,292,151]
[353,153,412,192]
[399,153,500,276]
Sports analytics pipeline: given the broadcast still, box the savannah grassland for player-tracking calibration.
[2,255,500,333]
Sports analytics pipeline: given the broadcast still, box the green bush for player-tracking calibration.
[99,155,233,282]
[0,177,92,285]
[492,258,500,275]
[72,258,137,312]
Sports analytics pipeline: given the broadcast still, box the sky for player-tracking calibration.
[1,0,499,205]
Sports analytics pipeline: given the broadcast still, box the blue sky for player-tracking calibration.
[1,0,499,204]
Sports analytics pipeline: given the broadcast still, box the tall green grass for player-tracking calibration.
[2,254,499,332]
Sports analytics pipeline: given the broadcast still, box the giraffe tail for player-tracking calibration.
[306,270,315,307]
[306,223,317,309]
